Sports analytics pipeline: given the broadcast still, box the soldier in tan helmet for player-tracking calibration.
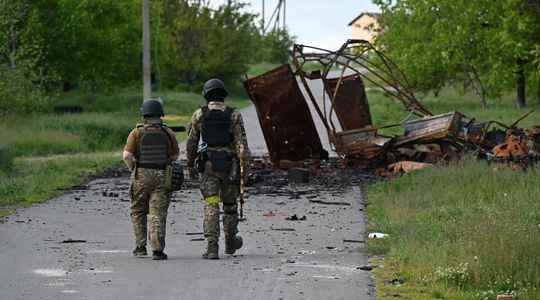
[186,79,250,260]
[123,99,179,260]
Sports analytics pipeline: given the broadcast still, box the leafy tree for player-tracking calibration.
[374,0,540,107]
[158,0,261,90]
[257,28,295,64]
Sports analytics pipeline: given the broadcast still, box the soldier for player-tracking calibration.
[123,99,179,260]
[186,79,250,260]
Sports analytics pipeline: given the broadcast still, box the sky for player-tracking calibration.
[209,0,380,50]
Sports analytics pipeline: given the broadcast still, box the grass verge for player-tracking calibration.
[367,159,540,299]
[0,152,121,207]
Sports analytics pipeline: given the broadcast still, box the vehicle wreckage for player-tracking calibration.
[243,40,540,174]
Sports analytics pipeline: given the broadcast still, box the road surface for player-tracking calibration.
[0,87,374,300]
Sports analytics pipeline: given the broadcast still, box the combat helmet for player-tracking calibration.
[140,98,164,118]
[202,79,228,101]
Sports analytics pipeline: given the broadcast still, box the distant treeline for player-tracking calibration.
[374,0,540,107]
[0,0,294,114]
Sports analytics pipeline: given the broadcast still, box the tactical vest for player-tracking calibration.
[201,106,234,147]
[137,124,170,169]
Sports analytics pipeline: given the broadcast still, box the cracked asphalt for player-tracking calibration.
[0,95,375,299]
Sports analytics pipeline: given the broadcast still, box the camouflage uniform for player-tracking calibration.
[186,102,250,247]
[124,120,179,253]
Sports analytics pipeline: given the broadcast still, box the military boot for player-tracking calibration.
[132,245,148,257]
[152,250,168,260]
[225,235,243,255]
[202,240,219,260]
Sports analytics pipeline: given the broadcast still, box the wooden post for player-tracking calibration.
[142,0,152,101]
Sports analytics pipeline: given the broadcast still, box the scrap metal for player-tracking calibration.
[243,39,540,171]
[244,64,328,166]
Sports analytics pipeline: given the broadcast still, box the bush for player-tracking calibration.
[0,64,51,115]
[0,144,15,171]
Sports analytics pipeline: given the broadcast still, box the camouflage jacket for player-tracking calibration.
[186,102,251,167]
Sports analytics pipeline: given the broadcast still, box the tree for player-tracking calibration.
[373,0,540,107]
[158,0,261,90]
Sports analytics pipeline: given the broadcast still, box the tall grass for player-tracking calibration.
[367,159,540,299]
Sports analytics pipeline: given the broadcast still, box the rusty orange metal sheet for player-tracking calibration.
[243,64,326,164]
[396,112,462,146]
[324,74,372,130]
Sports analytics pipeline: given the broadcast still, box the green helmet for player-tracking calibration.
[140,99,164,117]
[202,78,228,101]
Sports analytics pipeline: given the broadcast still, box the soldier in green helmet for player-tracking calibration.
[186,79,251,260]
[123,99,179,260]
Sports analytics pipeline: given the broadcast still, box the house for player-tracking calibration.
[348,12,381,43]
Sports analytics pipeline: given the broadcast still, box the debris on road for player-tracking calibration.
[368,232,389,239]
[285,214,307,221]
[309,199,351,206]
[271,227,296,232]
[243,40,540,174]
[60,239,87,244]
[343,239,365,244]
[357,265,374,271]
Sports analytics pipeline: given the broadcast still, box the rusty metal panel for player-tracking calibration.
[243,64,326,164]
[396,112,462,146]
[324,74,372,130]
[334,128,390,160]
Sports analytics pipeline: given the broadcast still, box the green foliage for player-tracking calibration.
[0,143,15,171]
[256,29,295,64]
[367,160,540,298]
[0,64,50,114]
[158,0,259,90]
[373,0,540,106]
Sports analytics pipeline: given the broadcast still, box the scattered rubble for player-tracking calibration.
[285,214,307,221]
[243,40,539,174]
[60,239,87,244]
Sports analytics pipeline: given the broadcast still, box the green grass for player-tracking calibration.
[247,62,280,77]
[367,159,540,300]
[366,86,540,299]
[0,152,121,207]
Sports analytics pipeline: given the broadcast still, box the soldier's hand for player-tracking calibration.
[188,167,199,181]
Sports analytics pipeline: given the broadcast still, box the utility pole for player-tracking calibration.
[142,0,151,101]
[262,0,265,32]
[282,0,286,30]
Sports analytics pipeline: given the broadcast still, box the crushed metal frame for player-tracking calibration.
[291,39,432,159]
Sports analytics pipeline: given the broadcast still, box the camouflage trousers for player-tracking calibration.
[200,173,240,243]
[130,167,172,252]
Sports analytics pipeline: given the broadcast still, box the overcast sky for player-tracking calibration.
[209,0,380,50]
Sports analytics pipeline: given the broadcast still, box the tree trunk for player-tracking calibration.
[468,68,488,109]
[537,80,540,104]
[516,58,526,108]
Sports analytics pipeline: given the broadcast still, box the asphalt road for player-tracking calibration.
[0,81,374,300]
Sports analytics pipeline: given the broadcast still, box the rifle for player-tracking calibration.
[239,147,246,221]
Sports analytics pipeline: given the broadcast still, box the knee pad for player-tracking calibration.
[204,195,220,206]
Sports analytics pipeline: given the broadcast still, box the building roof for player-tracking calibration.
[348,12,381,26]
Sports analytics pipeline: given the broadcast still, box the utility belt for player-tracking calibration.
[196,146,239,181]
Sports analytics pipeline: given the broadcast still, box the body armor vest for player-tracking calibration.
[201,106,234,147]
[137,124,170,169]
